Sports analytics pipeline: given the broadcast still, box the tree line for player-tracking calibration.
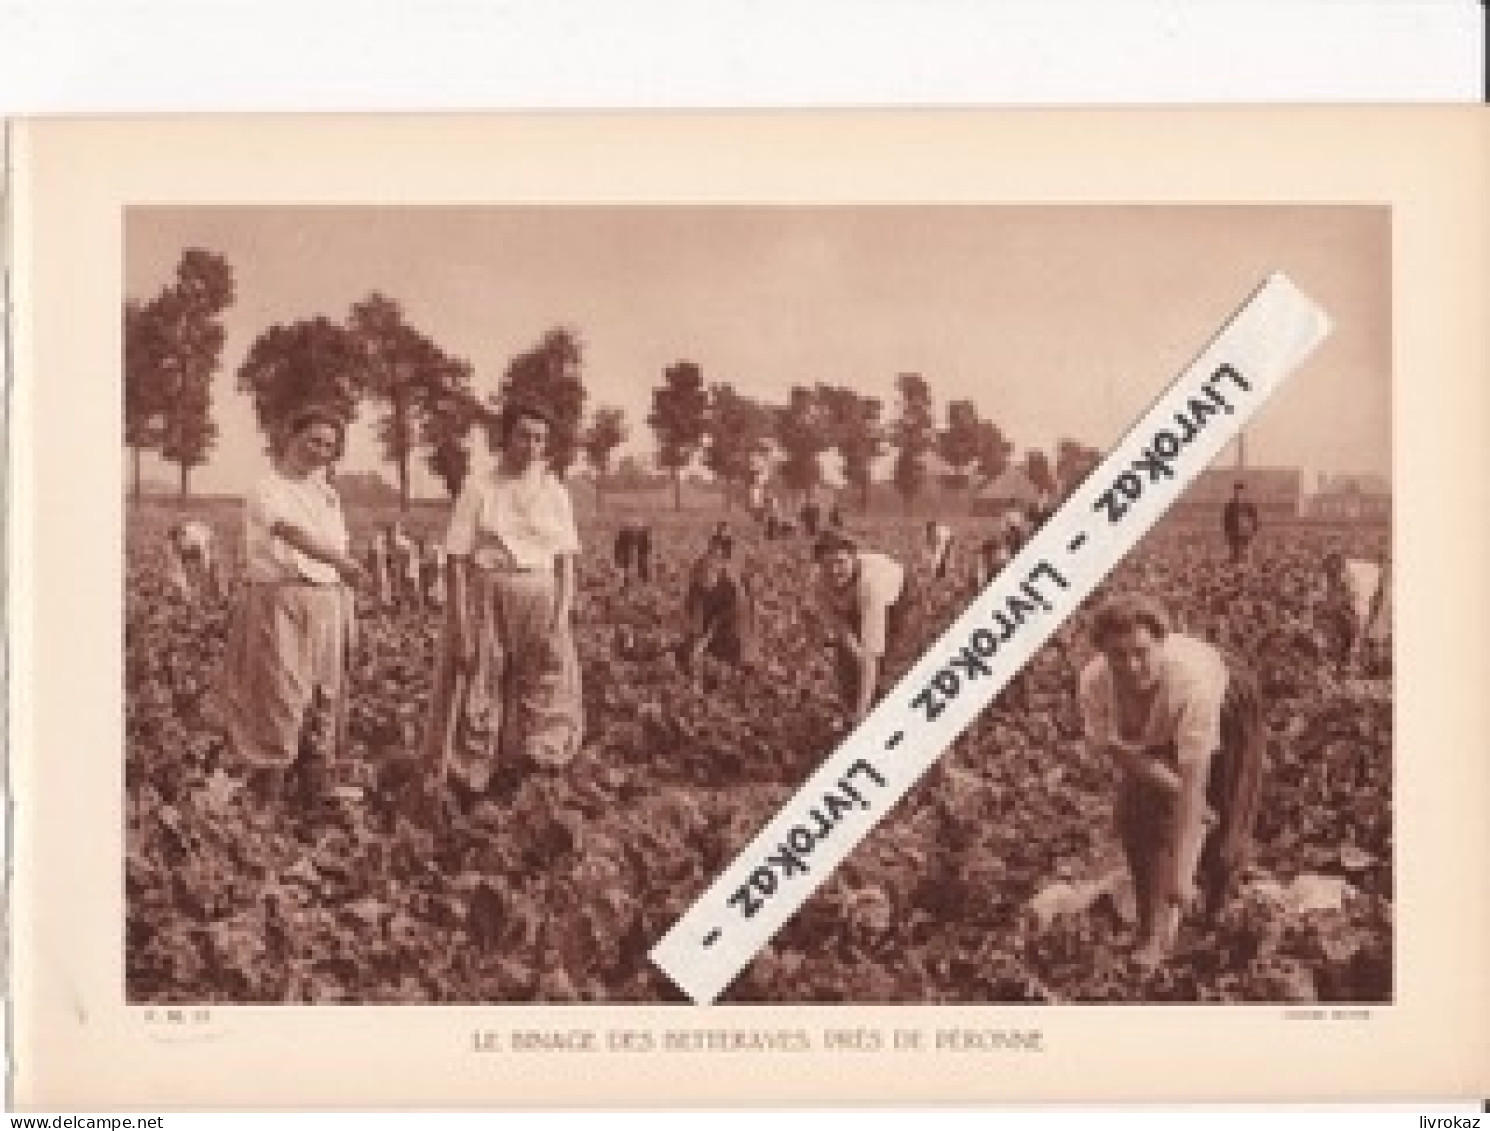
[124,246,1103,512]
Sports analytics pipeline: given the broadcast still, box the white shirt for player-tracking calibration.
[821,551,905,657]
[244,469,348,584]
[173,520,214,557]
[1078,633,1229,772]
[445,465,580,570]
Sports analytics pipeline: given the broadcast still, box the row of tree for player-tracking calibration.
[124,246,1103,512]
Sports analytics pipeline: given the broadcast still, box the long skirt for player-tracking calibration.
[1116,653,1266,921]
[423,566,583,791]
[214,581,356,771]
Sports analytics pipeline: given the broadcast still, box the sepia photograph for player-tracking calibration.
[122,203,1393,1008]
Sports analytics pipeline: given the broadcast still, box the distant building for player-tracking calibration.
[971,466,1042,517]
[1303,472,1392,521]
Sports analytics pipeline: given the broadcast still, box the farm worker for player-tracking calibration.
[1222,480,1259,565]
[1076,593,1265,966]
[164,518,220,600]
[707,519,734,560]
[1321,551,1390,669]
[366,526,394,608]
[827,504,844,529]
[214,404,362,806]
[924,519,955,581]
[1001,507,1031,550]
[614,517,652,586]
[800,498,822,537]
[813,530,918,723]
[680,540,756,670]
[747,480,766,523]
[423,401,583,802]
[972,526,1015,590]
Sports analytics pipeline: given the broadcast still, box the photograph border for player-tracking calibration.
[9,108,1489,1109]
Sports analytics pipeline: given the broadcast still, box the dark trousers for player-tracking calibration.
[1116,655,1266,922]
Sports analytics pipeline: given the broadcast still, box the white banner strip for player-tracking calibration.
[650,272,1332,1005]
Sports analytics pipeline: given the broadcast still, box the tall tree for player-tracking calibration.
[1055,437,1102,497]
[581,406,628,511]
[1023,448,1057,498]
[774,386,830,503]
[891,372,936,515]
[938,399,983,481]
[237,316,364,454]
[647,360,710,511]
[127,249,235,497]
[419,362,479,499]
[348,292,450,511]
[973,418,1014,484]
[817,384,885,513]
[123,298,168,502]
[704,383,773,509]
[493,327,587,475]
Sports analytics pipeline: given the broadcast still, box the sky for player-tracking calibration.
[124,205,1390,498]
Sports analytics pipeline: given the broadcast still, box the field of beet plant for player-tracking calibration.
[126,496,1392,1006]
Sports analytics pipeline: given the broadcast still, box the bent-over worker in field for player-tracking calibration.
[215,404,363,807]
[679,540,756,672]
[972,525,1014,591]
[164,518,221,601]
[1077,594,1265,967]
[1321,550,1390,672]
[813,530,919,723]
[423,402,584,804]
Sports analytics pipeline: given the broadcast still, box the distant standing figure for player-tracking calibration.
[707,520,734,560]
[215,404,363,804]
[801,498,822,538]
[614,518,652,586]
[164,518,220,601]
[814,531,918,722]
[763,495,782,540]
[827,504,844,529]
[681,541,755,670]
[424,402,584,796]
[1222,481,1259,565]
[924,519,956,581]
[747,480,767,524]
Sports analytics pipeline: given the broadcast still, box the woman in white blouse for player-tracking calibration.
[215,404,363,804]
[1077,593,1265,966]
[423,402,583,800]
